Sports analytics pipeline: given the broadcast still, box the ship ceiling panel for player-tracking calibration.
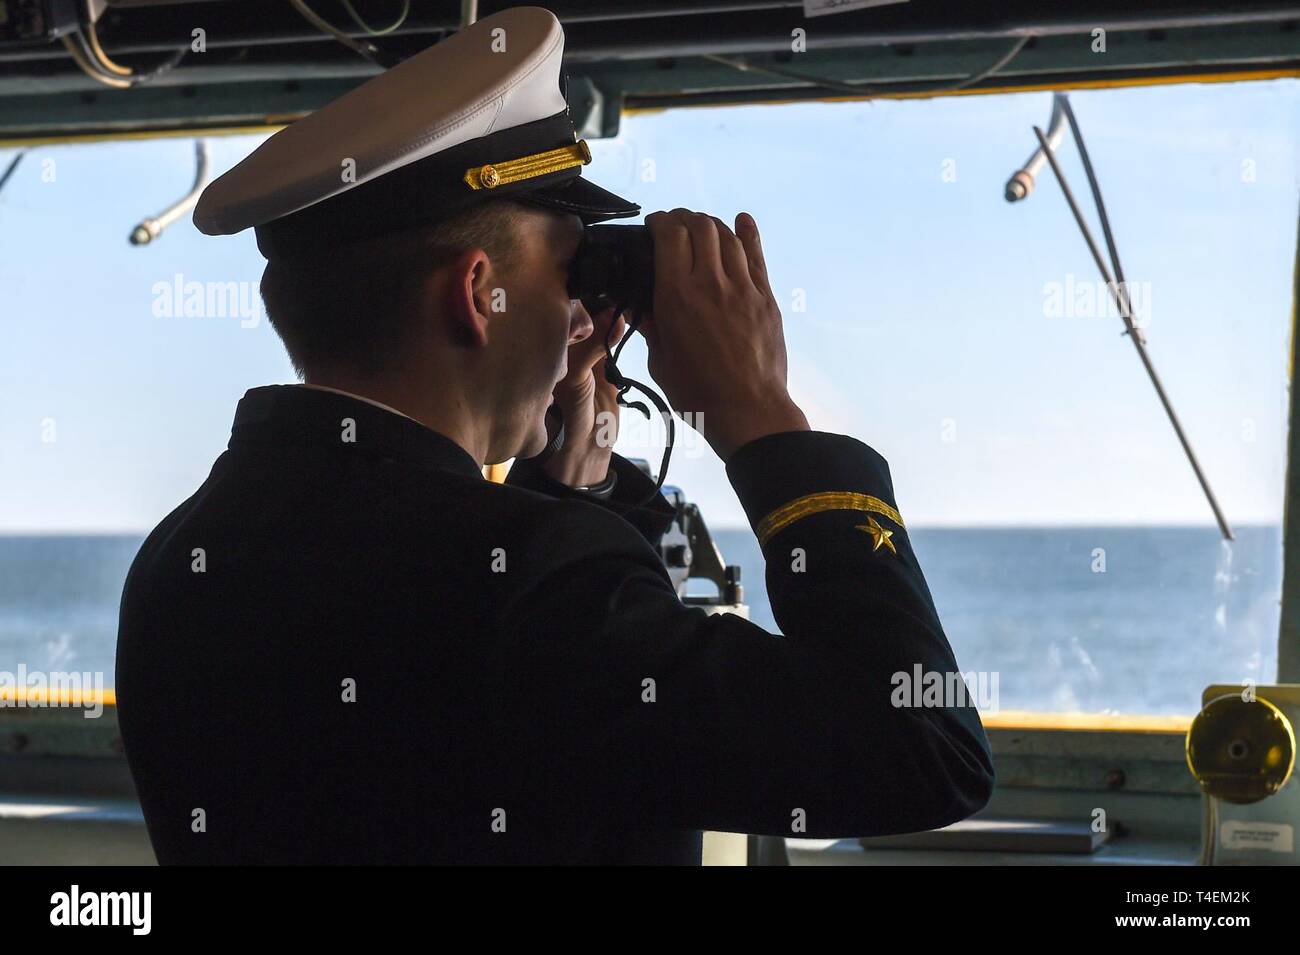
[0,0,1296,140]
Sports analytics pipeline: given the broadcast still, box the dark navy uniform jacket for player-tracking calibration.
[115,384,993,864]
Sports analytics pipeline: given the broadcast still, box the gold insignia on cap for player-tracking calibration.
[855,515,897,555]
[756,491,904,548]
[463,140,592,190]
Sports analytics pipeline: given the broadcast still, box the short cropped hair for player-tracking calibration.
[260,199,526,379]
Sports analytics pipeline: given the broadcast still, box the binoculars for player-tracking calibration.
[567,224,654,316]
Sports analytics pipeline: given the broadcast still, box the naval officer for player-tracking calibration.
[115,5,993,864]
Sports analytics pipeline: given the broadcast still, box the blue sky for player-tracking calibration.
[1,78,1297,532]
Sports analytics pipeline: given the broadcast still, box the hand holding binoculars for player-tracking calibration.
[567,223,655,317]
[566,212,807,471]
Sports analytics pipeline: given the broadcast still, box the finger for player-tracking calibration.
[552,364,594,400]
[573,306,622,369]
[683,212,722,280]
[592,351,618,390]
[711,215,748,285]
[587,302,619,336]
[636,318,662,362]
[602,312,627,356]
[735,212,774,298]
[646,210,693,278]
[591,364,621,433]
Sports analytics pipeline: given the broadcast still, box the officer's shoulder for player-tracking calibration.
[487,478,665,565]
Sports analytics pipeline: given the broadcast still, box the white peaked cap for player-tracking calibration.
[192,5,638,258]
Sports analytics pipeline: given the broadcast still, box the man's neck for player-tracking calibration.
[299,376,492,467]
[298,383,418,423]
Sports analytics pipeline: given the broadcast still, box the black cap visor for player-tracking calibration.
[513,174,640,225]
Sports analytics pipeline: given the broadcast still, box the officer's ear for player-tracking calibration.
[442,247,494,348]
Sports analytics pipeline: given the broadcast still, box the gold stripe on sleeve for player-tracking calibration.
[756,491,905,548]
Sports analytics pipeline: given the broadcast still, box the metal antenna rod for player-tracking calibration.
[1033,125,1234,540]
[1058,95,1146,345]
[0,150,24,199]
[1006,92,1067,202]
[130,139,211,245]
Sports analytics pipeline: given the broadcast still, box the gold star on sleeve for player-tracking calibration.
[855,515,897,555]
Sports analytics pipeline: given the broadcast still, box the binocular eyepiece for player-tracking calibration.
[567,224,654,316]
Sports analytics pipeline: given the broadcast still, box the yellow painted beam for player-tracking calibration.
[0,687,117,707]
[983,710,1192,733]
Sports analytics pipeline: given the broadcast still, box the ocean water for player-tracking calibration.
[709,525,1282,715]
[0,526,1281,716]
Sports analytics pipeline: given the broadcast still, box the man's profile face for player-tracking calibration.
[488,207,593,460]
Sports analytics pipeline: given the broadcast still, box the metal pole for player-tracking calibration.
[1005,92,1067,202]
[1032,125,1234,541]
[130,140,211,245]
[1275,211,1300,682]
[0,150,23,199]
[1057,95,1145,344]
